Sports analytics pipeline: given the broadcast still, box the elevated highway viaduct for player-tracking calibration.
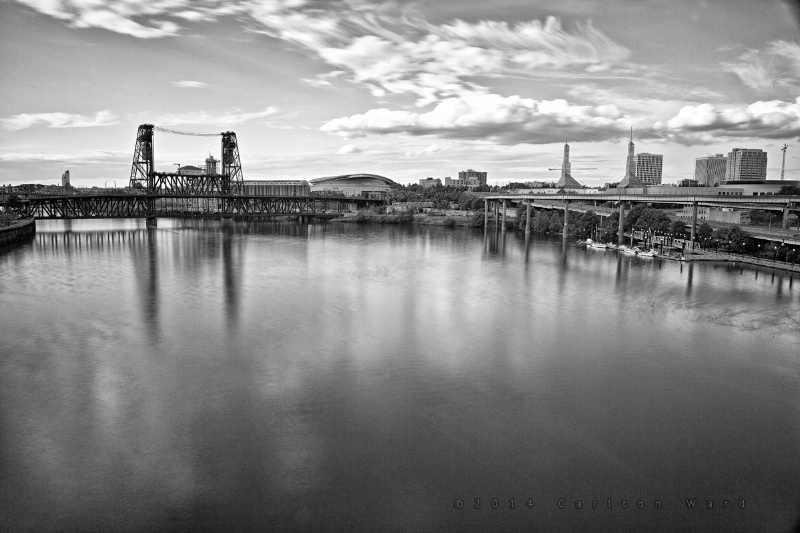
[482,193,800,246]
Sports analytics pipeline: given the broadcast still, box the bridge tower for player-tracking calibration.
[221,132,243,195]
[130,124,155,191]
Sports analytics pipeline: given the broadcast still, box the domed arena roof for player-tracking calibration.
[309,174,397,186]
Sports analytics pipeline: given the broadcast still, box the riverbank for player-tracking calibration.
[675,250,800,273]
[0,217,35,248]
[335,212,483,227]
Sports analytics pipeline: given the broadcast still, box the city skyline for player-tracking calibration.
[1,0,799,187]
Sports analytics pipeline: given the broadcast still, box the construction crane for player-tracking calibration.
[781,144,788,180]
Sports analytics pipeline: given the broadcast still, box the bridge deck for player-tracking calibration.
[483,193,799,209]
[20,194,381,219]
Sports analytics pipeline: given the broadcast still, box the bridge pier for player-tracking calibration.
[484,199,489,228]
[783,206,790,230]
[617,201,625,247]
[525,200,531,236]
[502,200,507,233]
[494,201,499,228]
[563,200,570,234]
[146,216,157,228]
[690,200,698,242]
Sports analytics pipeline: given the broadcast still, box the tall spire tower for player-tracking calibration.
[561,133,571,182]
[625,128,635,179]
[556,133,582,189]
[619,128,644,188]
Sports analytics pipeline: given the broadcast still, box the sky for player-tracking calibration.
[1,0,800,187]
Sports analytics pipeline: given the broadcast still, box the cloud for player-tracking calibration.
[321,89,800,147]
[0,149,127,162]
[1,110,118,130]
[722,40,800,91]
[302,78,332,87]
[156,106,278,126]
[654,97,800,144]
[337,144,362,154]
[172,80,208,88]
[314,16,630,105]
[431,17,629,70]
[321,92,631,144]
[404,144,445,156]
[13,1,631,104]
[14,0,181,38]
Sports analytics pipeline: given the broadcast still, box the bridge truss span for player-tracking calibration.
[25,194,379,219]
[151,172,234,196]
[226,196,350,216]
[28,195,152,218]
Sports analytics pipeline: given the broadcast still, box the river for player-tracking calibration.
[1,219,798,532]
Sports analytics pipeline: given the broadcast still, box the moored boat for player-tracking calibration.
[638,249,658,257]
[590,241,608,249]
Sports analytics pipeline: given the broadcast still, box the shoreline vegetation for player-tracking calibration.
[333,204,800,272]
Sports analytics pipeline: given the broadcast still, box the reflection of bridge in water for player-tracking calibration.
[32,219,322,340]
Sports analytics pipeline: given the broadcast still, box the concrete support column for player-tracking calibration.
[502,200,507,232]
[525,200,531,236]
[690,201,698,242]
[783,206,790,230]
[617,201,625,247]
[484,199,489,228]
[494,201,499,228]
[146,216,157,228]
[563,200,570,234]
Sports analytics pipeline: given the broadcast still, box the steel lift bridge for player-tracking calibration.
[21,124,380,220]
[129,124,243,196]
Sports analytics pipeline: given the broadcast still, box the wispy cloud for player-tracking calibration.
[172,80,208,89]
[156,106,278,126]
[1,110,118,130]
[721,40,800,91]
[0,149,127,162]
[12,1,631,105]
[404,144,446,157]
[14,0,181,38]
[314,16,630,105]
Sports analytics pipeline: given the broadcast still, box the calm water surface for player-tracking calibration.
[1,219,799,532]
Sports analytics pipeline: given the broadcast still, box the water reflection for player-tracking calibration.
[141,227,161,343]
[524,232,531,267]
[1,220,799,532]
[685,261,694,297]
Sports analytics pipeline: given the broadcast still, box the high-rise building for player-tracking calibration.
[457,169,487,189]
[205,154,219,175]
[694,154,727,186]
[61,170,70,188]
[725,148,767,181]
[635,153,663,185]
